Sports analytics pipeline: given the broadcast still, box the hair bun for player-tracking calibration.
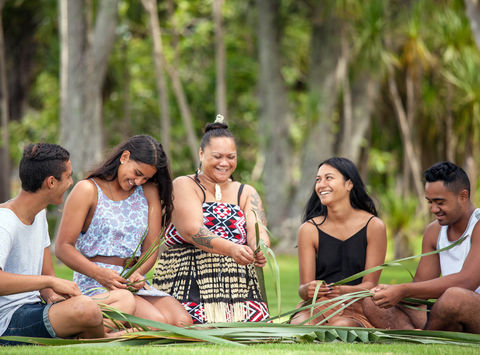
[204,114,228,133]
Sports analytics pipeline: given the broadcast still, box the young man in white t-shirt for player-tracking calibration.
[0,143,135,345]
[362,161,480,331]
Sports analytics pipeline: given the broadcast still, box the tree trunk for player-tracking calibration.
[60,0,118,177]
[290,2,343,219]
[387,68,424,202]
[164,2,199,166]
[121,40,131,139]
[465,0,480,51]
[84,0,119,170]
[142,0,171,156]
[3,2,38,122]
[445,83,456,161]
[213,0,227,118]
[59,0,88,178]
[465,119,477,200]
[166,0,179,67]
[339,31,353,160]
[393,230,413,260]
[164,62,199,166]
[344,75,378,165]
[256,0,293,242]
[0,0,10,202]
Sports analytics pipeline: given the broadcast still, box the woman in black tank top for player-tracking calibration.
[290,157,387,327]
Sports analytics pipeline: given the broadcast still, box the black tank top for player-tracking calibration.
[313,216,374,285]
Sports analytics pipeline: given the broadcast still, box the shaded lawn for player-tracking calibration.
[4,256,473,354]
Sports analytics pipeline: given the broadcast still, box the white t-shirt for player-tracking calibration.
[437,208,480,294]
[0,208,50,336]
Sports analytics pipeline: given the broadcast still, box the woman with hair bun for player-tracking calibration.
[56,135,192,327]
[290,157,387,327]
[153,115,270,324]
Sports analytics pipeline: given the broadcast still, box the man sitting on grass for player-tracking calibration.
[0,143,135,346]
[363,161,480,332]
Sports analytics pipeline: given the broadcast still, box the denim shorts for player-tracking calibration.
[0,302,56,346]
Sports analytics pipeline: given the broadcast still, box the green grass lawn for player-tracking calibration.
[1,256,478,354]
[1,343,478,355]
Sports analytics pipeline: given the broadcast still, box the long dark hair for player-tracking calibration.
[87,135,173,226]
[302,157,377,223]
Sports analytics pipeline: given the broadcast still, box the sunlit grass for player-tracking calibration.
[0,342,477,354]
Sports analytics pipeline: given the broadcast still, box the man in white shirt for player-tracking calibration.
[0,143,135,345]
[363,161,480,331]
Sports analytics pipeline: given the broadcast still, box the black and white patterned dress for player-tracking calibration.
[153,181,269,324]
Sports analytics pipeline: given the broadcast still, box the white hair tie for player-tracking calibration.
[215,114,224,124]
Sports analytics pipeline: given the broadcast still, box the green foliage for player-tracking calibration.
[8,71,60,164]
[8,0,480,257]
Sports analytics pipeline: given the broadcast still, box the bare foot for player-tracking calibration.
[105,328,139,338]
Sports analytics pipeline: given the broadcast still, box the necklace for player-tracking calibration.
[215,183,222,201]
[195,174,224,201]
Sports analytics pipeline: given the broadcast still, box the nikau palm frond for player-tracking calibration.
[3,313,480,347]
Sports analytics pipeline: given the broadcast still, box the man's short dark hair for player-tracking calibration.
[423,161,470,197]
[19,143,70,192]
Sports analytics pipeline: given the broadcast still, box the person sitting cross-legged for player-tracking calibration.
[290,157,387,327]
[0,143,135,346]
[363,161,480,331]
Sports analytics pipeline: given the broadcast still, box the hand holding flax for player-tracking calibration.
[40,287,66,304]
[371,284,406,308]
[126,270,146,291]
[254,249,266,267]
[94,267,128,290]
[47,276,83,298]
[300,280,341,300]
[230,243,255,265]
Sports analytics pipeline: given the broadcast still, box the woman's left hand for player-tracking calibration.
[127,270,146,291]
[326,284,343,297]
[254,250,267,267]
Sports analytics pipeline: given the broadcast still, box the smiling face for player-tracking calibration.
[315,164,352,206]
[425,181,466,226]
[117,150,157,190]
[199,137,237,183]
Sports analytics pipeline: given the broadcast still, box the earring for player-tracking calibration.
[120,161,124,165]
[195,162,202,180]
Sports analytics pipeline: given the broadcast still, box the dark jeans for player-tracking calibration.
[0,302,56,346]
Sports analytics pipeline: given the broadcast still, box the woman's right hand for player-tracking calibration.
[230,244,255,265]
[93,267,128,290]
[301,280,331,299]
